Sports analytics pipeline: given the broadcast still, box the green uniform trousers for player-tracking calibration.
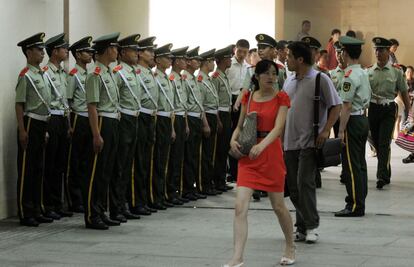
[167,115,186,198]
[183,116,202,195]
[201,113,218,192]
[368,102,397,182]
[214,111,231,189]
[17,116,48,220]
[342,115,369,213]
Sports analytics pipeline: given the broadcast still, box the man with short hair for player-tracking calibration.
[284,41,342,243]
[302,36,329,75]
[334,36,371,217]
[43,33,73,220]
[296,20,311,41]
[66,36,95,213]
[111,34,142,221]
[85,32,121,230]
[367,37,411,189]
[226,39,250,182]
[16,33,53,227]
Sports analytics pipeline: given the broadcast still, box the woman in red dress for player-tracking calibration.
[224,60,295,267]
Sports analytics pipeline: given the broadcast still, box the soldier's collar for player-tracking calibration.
[47,61,62,72]
[75,63,87,74]
[374,62,391,70]
[120,61,134,73]
[96,61,109,73]
[27,63,42,74]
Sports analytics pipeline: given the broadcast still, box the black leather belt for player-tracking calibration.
[257,131,270,138]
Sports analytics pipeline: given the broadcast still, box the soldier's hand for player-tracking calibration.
[316,130,330,148]
[45,132,50,145]
[171,130,176,142]
[233,99,241,112]
[19,130,29,150]
[93,135,104,153]
[203,125,211,138]
[185,126,190,140]
[68,127,74,138]
[338,131,345,146]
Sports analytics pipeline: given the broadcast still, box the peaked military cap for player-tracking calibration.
[333,41,342,51]
[137,36,156,50]
[45,33,69,50]
[301,36,321,49]
[256,33,277,48]
[339,36,364,47]
[17,32,46,50]
[171,46,189,58]
[118,34,141,50]
[215,45,235,59]
[276,40,288,50]
[69,36,94,53]
[372,37,392,48]
[155,43,173,57]
[186,46,201,60]
[199,49,216,61]
[93,32,120,50]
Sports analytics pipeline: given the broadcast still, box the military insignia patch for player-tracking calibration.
[375,38,381,44]
[343,82,351,92]
[304,38,310,43]
[40,33,45,41]
[259,35,264,41]
[88,37,92,44]
[127,77,132,81]
[169,74,175,81]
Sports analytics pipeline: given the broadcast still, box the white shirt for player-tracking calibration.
[226,56,250,95]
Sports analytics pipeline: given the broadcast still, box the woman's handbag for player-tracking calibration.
[229,91,257,159]
[314,72,342,168]
[395,120,414,153]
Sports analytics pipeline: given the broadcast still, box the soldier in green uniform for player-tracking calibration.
[85,32,121,230]
[182,47,209,200]
[302,36,330,76]
[153,43,178,207]
[198,48,221,196]
[131,36,161,213]
[167,46,190,204]
[111,34,142,221]
[16,33,53,226]
[43,33,73,220]
[334,36,371,217]
[212,45,234,193]
[66,36,95,213]
[367,37,411,189]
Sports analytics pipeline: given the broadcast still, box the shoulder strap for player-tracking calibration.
[314,72,321,143]
[25,73,52,113]
[247,90,254,113]
[118,69,141,109]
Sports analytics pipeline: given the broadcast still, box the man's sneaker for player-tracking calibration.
[305,228,319,244]
[294,231,306,242]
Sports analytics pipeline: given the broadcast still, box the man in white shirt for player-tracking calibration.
[225,39,250,182]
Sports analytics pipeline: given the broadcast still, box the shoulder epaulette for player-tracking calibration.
[212,71,220,78]
[136,68,141,75]
[113,64,123,73]
[19,67,29,77]
[169,74,175,81]
[276,63,285,69]
[344,69,352,78]
[181,74,187,80]
[197,75,203,82]
[42,66,49,72]
[93,66,101,75]
[69,68,78,76]
[392,63,402,69]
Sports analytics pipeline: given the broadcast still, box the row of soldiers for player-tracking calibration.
[15,32,241,229]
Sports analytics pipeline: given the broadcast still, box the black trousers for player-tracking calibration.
[17,116,47,219]
[130,113,156,209]
[214,111,231,189]
[229,95,240,181]
[84,117,119,224]
[342,115,369,213]
[111,114,138,215]
[43,115,69,213]
[152,116,173,204]
[183,116,202,195]
[167,115,186,198]
[66,113,92,209]
[368,102,397,182]
[201,113,218,192]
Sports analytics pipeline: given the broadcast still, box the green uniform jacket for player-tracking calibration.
[135,64,158,110]
[15,64,52,115]
[44,62,68,111]
[169,70,187,113]
[85,61,120,113]
[113,62,141,111]
[154,69,175,112]
[197,71,218,112]
[67,64,88,112]
[182,70,203,113]
[211,69,232,111]
[329,66,346,92]
[339,64,371,111]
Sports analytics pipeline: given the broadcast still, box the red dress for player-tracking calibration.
[237,90,290,192]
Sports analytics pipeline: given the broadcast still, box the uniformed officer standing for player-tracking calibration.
[367,37,411,189]
[334,36,371,217]
[167,46,191,204]
[66,36,95,213]
[212,45,234,193]
[111,34,142,221]
[43,33,73,220]
[153,43,178,207]
[16,33,53,226]
[182,47,208,200]
[301,36,329,76]
[198,48,220,196]
[85,32,121,230]
[131,37,160,213]
[329,41,347,92]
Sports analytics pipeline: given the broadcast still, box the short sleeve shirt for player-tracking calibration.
[329,66,345,92]
[367,62,408,100]
[211,69,232,109]
[169,70,188,112]
[182,70,203,113]
[154,68,175,112]
[45,62,68,110]
[198,71,219,111]
[67,64,88,112]
[135,64,158,110]
[114,62,141,111]
[339,64,371,111]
